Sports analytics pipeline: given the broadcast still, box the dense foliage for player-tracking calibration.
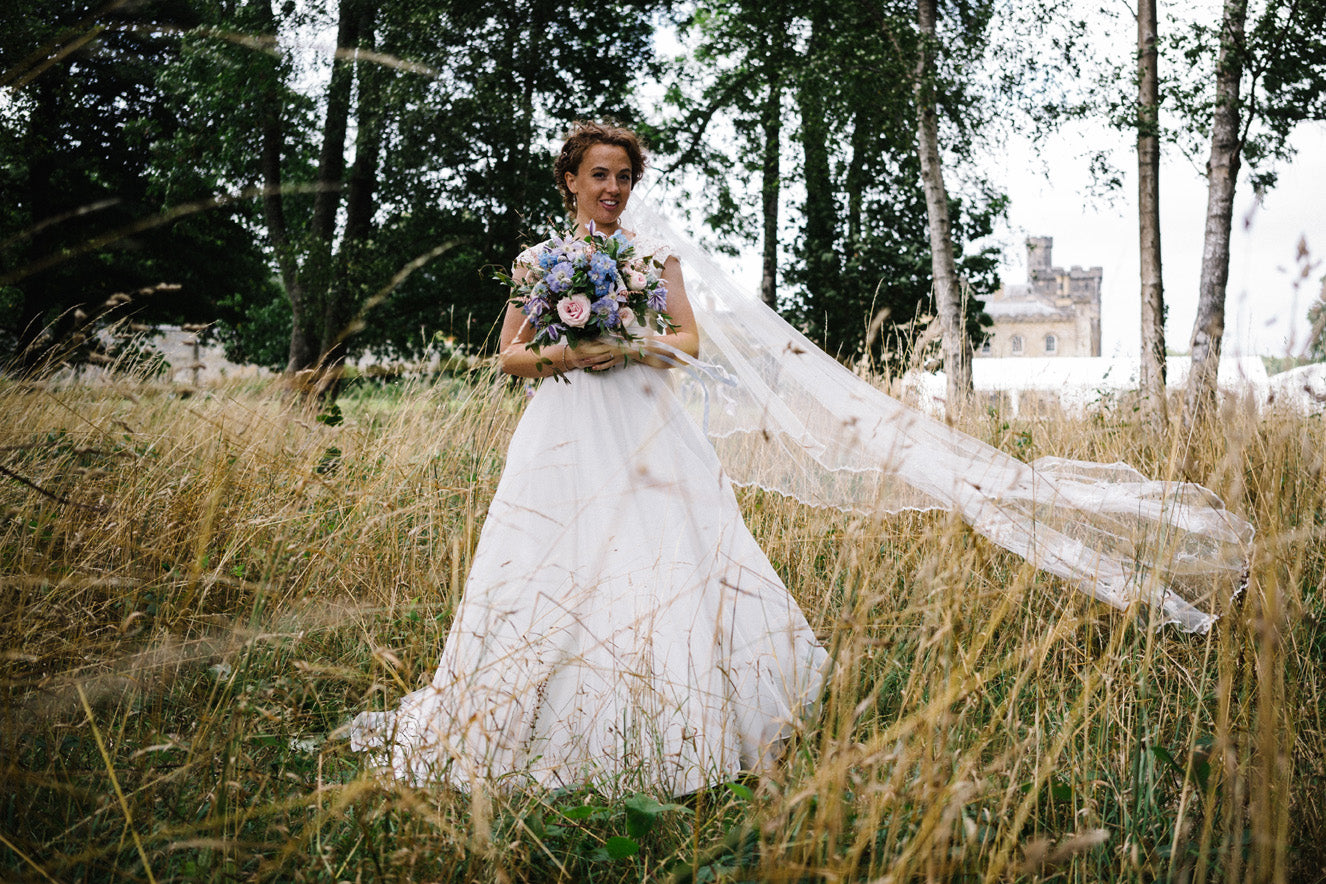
[663,0,1000,369]
[2,0,666,373]
[2,0,1006,376]
[0,0,280,371]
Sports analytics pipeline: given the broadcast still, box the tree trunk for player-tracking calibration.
[798,8,839,343]
[759,74,781,309]
[1183,0,1247,430]
[845,106,871,251]
[914,0,971,407]
[252,0,307,358]
[14,74,62,370]
[287,0,361,373]
[323,1,383,380]
[1137,0,1167,427]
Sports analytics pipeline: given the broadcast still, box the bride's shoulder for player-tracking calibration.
[628,232,673,265]
[514,240,550,267]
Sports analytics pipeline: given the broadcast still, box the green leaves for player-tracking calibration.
[592,835,641,861]
[544,792,693,865]
[623,792,692,839]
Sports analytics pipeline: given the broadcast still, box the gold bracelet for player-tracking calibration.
[560,346,570,372]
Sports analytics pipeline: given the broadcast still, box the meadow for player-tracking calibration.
[0,369,1322,883]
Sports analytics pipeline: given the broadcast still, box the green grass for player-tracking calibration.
[1,372,1322,882]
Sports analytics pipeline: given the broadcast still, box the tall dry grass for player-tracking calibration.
[0,370,1322,882]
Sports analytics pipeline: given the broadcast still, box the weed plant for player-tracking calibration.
[0,370,1322,882]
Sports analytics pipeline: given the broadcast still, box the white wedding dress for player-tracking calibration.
[350,237,828,796]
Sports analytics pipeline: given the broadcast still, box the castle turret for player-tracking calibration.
[1026,236,1054,277]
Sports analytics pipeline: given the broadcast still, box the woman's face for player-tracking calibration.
[564,142,633,230]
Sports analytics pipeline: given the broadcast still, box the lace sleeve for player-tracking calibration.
[514,243,546,271]
[630,233,672,266]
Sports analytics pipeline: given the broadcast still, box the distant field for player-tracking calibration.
[1,374,1322,883]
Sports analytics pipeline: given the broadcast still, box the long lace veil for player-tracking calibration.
[622,198,1253,633]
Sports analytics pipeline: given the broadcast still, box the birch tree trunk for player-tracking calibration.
[1184,0,1247,430]
[1137,0,1167,427]
[915,0,971,407]
[760,76,781,309]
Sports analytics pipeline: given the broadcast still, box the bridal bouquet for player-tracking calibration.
[496,224,674,357]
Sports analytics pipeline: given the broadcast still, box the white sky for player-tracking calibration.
[992,122,1325,358]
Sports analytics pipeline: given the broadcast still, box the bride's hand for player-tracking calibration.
[565,339,629,372]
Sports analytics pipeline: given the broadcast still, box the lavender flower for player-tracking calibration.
[648,280,668,312]
[524,295,549,318]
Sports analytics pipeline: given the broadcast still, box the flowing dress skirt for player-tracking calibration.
[351,365,828,795]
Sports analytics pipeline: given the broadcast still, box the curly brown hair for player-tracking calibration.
[554,121,647,214]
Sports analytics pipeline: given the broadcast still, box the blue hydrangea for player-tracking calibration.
[588,251,616,297]
[545,261,575,294]
[591,297,619,328]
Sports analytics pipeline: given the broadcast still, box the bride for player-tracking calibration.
[353,120,1254,794]
[350,122,830,795]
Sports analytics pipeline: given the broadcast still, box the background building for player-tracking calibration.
[980,236,1102,358]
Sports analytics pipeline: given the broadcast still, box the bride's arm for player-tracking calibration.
[497,266,624,377]
[498,256,700,376]
[630,255,700,368]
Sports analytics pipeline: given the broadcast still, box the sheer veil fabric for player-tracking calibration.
[622,198,1253,634]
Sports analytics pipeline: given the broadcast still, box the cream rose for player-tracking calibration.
[556,294,592,327]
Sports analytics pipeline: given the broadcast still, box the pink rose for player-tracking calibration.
[625,269,648,291]
[556,294,592,327]
[617,306,636,327]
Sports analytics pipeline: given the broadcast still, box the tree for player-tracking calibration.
[1308,291,1326,361]
[1181,0,1326,428]
[661,0,799,312]
[1183,0,1247,429]
[1137,0,1167,426]
[914,0,971,405]
[0,0,278,372]
[230,0,664,378]
[667,0,1000,371]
